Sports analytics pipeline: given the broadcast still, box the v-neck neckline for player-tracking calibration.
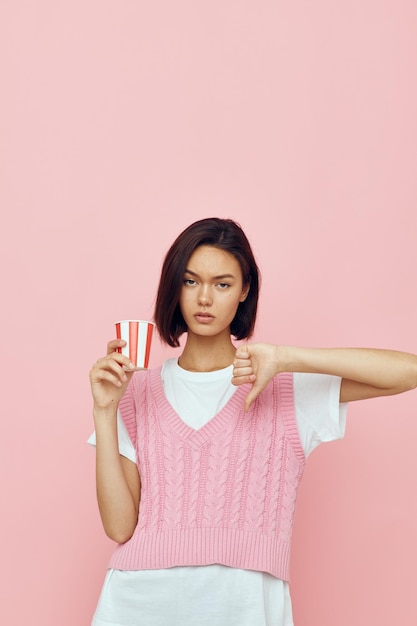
[148,367,251,450]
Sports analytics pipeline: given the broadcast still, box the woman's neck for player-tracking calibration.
[178,334,236,372]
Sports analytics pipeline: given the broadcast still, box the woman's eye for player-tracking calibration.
[217,283,230,289]
[184,279,196,286]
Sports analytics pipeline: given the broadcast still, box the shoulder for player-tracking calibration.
[160,358,178,378]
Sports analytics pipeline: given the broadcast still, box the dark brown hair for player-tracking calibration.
[154,217,260,347]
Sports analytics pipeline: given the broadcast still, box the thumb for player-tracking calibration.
[244,383,261,411]
[245,372,265,411]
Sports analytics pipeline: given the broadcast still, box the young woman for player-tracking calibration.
[89,217,417,626]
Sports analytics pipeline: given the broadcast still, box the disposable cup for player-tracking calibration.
[115,320,155,370]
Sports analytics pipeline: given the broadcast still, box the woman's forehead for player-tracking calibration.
[185,245,242,276]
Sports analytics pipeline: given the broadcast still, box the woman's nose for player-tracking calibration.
[198,286,212,306]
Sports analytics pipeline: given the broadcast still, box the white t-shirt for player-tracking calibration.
[89,359,347,626]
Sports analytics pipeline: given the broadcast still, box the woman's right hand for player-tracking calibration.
[89,339,136,411]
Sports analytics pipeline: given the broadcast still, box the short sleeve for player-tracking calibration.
[293,372,348,457]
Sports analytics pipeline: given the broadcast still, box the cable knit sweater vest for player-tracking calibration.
[108,366,305,580]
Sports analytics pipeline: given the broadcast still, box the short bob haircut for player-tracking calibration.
[154,217,260,347]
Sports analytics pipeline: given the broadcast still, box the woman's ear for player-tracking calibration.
[240,285,250,302]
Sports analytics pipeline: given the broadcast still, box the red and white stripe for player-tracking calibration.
[115,320,154,369]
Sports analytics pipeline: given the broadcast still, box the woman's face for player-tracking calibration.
[179,245,248,340]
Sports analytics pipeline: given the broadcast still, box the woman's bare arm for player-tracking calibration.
[232,344,417,410]
[90,340,140,543]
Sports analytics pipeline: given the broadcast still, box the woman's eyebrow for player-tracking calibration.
[184,269,236,280]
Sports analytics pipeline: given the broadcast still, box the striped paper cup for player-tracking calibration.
[115,320,155,370]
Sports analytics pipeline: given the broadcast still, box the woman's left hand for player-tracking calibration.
[232,343,281,411]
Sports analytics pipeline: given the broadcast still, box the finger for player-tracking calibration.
[90,367,127,388]
[235,344,250,359]
[106,342,137,372]
[231,372,256,387]
[232,366,253,378]
[109,352,136,371]
[99,349,136,372]
[107,339,126,355]
[93,355,134,382]
[233,357,251,368]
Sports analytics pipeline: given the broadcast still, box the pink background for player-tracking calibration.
[1,1,416,624]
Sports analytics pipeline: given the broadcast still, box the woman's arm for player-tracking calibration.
[232,344,417,410]
[89,340,140,543]
[93,407,140,543]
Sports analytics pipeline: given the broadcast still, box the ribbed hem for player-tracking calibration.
[277,373,305,463]
[108,527,291,581]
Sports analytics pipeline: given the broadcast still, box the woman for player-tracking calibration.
[89,217,417,626]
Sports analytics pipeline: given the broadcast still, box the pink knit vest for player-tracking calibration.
[108,367,305,580]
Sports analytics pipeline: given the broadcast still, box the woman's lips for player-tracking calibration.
[194,313,214,323]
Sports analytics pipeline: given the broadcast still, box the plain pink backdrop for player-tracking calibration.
[1,1,416,624]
